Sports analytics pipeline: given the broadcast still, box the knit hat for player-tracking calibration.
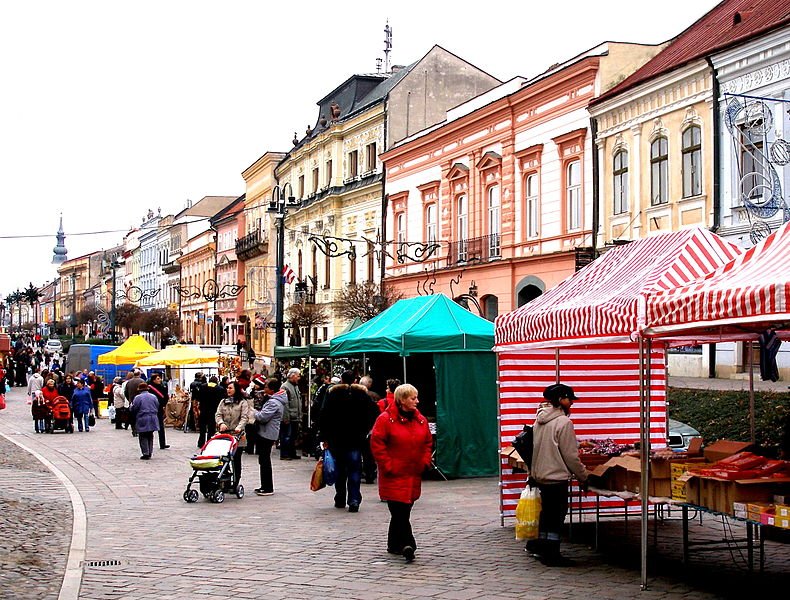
[252,374,266,388]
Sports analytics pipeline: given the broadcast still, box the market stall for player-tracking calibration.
[331,294,498,478]
[495,227,743,523]
[96,335,156,379]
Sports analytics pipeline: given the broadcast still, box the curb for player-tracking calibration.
[0,432,86,600]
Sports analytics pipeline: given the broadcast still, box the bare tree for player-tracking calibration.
[333,281,403,322]
[115,303,142,332]
[287,302,330,345]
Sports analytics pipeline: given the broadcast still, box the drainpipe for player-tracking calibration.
[590,116,600,256]
[705,57,721,379]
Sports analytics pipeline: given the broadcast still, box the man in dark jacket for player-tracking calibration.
[319,371,378,513]
[197,375,222,447]
[124,370,145,437]
[148,373,170,449]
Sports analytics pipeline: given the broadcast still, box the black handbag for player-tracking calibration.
[88,411,96,427]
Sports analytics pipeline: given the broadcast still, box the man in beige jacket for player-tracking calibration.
[527,383,588,565]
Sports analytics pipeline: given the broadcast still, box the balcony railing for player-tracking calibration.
[235,229,268,261]
[446,234,501,268]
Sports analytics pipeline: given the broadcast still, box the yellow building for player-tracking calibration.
[590,49,713,244]
[178,229,215,345]
[240,152,285,358]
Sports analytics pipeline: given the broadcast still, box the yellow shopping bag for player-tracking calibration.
[515,484,541,540]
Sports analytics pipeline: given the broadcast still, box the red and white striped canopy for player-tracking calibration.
[643,221,790,338]
[495,228,742,350]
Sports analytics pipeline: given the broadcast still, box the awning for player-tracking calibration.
[135,344,219,367]
[97,335,156,365]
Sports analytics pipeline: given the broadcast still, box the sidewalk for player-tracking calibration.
[669,375,790,392]
[1,385,788,599]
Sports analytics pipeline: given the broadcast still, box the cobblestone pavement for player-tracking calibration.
[0,433,72,600]
[1,384,788,599]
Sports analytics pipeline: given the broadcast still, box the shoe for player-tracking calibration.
[387,547,401,555]
[255,488,274,496]
[334,502,346,509]
[160,445,170,449]
[348,504,359,513]
[140,455,147,460]
[402,546,415,563]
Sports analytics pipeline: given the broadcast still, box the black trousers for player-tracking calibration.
[535,481,569,558]
[157,411,167,448]
[197,412,216,447]
[387,501,416,552]
[257,438,275,492]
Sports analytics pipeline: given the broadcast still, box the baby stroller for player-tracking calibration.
[48,395,74,434]
[183,432,244,503]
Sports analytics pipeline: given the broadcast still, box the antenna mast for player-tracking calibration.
[383,20,392,73]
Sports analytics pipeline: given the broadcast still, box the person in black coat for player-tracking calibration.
[148,373,170,449]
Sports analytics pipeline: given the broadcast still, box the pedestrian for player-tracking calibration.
[188,372,205,435]
[280,368,303,460]
[147,373,170,449]
[370,383,432,563]
[246,374,268,455]
[251,377,287,496]
[124,369,145,437]
[247,345,256,369]
[319,371,378,513]
[71,379,94,433]
[526,383,589,566]
[31,391,48,433]
[112,376,129,430]
[309,373,332,457]
[358,375,381,484]
[27,369,44,398]
[129,382,160,460]
[215,381,250,491]
[90,374,105,417]
[378,378,400,413]
[41,377,59,432]
[58,373,76,429]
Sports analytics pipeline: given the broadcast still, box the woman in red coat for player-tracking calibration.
[370,383,432,563]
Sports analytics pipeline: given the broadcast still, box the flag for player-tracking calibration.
[282,264,296,284]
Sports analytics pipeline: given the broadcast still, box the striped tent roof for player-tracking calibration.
[495,228,742,349]
[644,220,790,338]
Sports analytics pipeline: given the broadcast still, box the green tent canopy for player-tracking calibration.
[274,317,363,359]
[330,294,497,479]
[330,295,494,356]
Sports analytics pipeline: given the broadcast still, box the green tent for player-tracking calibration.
[330,294,498,478]
[274,317,363,359]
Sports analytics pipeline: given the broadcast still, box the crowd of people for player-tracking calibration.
[5,341,438,564]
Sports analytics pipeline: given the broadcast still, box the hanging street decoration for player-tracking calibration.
[308,234,357,260]
[174,279,246,303]
[116,286,161,304]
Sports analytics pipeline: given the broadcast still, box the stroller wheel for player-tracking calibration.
[235,485,244,499]
[184,489,199,503]
[213,490,225,504]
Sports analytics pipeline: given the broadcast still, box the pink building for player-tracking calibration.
[212,196,247,345]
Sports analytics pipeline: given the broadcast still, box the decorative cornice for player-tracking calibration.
[720,58,790,95]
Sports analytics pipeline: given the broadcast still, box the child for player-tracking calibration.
[31,390,48,433]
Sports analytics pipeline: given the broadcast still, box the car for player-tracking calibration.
[45,338,63,353]
[668,418,701,452]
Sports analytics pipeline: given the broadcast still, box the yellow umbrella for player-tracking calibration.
[97,335,156,365]
[135,344,219,367]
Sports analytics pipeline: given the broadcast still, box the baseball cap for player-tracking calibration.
[543,383,579,402]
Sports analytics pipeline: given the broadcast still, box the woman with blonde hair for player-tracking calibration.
[370,383,432,563]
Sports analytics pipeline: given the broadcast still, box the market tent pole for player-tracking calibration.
[403,355,407,383]
[306,353,312,426]
[749,348,755,444]
[638,336,649,590]
[497,351,504,527]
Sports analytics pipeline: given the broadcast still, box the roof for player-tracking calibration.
[644,220,790,339]
[330,294,494,356]
[210,194,246,225]
[495,228,743,350]
[176,196,238,220]
[595,0,790,105]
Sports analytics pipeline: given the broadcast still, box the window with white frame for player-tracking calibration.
[487,185,501,257]
[525,173,539,238]
[425,203,437,243]
[682,126,702,198]
[650,136,669,205]
[738,123,766,201]
[566,160,581,230]
[613,150,629,215]
[365,142,377,172]
[457,194,468,261]
[396,213,406,246]
[348,150,358,179]
[325,159,333,187]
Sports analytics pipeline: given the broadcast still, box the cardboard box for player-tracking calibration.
[685,475,790,514]
[776,516,790,529]
[703,440,753,463]
[671,481,688,502]
[747,502,774,522]
[761,513,776,526]
[776,504,790,518]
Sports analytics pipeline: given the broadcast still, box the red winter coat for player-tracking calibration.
[41,385,60,407]
[370,402,432,504]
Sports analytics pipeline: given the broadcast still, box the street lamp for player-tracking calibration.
[70,272,78,336]
[268,182,297,348]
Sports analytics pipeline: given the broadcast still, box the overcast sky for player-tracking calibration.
[0,0,720,297]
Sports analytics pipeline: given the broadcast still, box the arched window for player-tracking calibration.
[396,213,406,245]
[613,150,629,215]
[483,295,498,321]
[487,185,501,257]
[650,136,669,205]
[682,126,702,197]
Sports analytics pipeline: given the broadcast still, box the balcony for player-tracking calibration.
[446,234,501,268]
[235,229,268,261]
